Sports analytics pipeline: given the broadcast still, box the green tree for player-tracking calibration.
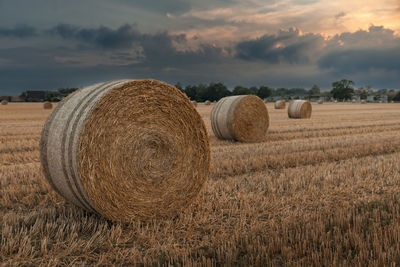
[393,91,400,102]
[45,91,62,102]
[249,86,258,95]
[184,85,198,100]
[257,86,272,99]
[309,84,320,95]
[195,83,208,101]
[205,82,231,101]
[331,79,355,100]
[174,82,184,92]
[273,88,289,97]
[232,86,253,95]
[58,88,78,95]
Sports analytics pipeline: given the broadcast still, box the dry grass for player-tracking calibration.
[1,102,400,266]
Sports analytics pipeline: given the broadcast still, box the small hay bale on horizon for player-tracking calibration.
[191,100,197,107]
[211,95,269,142]
[40,79,210,223]
[43,102,53,109]
[317,100,323,104]
[205,100,211,105]
[1,100,8,105]
[274,100,286,109]
[288,100,312,119]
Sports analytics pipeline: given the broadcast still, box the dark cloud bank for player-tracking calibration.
[0,23,399,94]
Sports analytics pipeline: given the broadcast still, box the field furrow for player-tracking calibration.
[1,102,400,265]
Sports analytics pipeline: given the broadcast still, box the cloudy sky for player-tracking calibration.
[0,0,399,94]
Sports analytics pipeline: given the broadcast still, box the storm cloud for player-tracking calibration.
[0,24,36,38]
[235,28,324,64]
[0,0,399,94]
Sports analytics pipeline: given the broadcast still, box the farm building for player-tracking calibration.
[22,91,46,102]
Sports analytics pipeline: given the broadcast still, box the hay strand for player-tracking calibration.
[40,79,210,223]
[211,95,269,142]
[288,100,312,119]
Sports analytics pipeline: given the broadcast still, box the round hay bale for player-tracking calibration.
[211,95,269,142]
[274,100,286,109]
[1,100,8,105]
[334,100,338,103]
[43,102,53,109]
[40,79,210,223]
[361,100,366,104]
[191,100,197,107]
[288,100,312,119]
[352,99,356,103]
[317,100,323,104]
[205,100,211,105]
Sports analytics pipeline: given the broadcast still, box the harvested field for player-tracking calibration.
[1,102,400,265]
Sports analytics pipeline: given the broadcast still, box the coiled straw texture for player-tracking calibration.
[43,102,53,109]
[211,95,269,142]
[288,100,312,119]
[40,79,210,223]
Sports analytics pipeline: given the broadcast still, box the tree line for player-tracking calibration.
[32,79,399,102]
[174,82,322,102]
[176,79,400,102]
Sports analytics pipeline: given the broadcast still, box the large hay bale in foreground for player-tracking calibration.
[1,100,8,105]
[211,95,269,142]
[40,79,210,223]
[43,102,53,109]
[205,100,211,105]
[288,100,312,119]
[274,100,286,109]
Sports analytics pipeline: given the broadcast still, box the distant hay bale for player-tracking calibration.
[317,100,323,104]
[40,79,210,223]
[352,99,356,103]
[288,100,312,119]
[334,100,338,103]
[43,102,53,109]
[191,100,197,107]
[211,95,269,142]
[274,100,286,109]
[1,100,8,105]
[361,100,366,104]
[205,100,211,105]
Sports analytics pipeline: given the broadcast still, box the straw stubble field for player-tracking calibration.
[1,102,400,266]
